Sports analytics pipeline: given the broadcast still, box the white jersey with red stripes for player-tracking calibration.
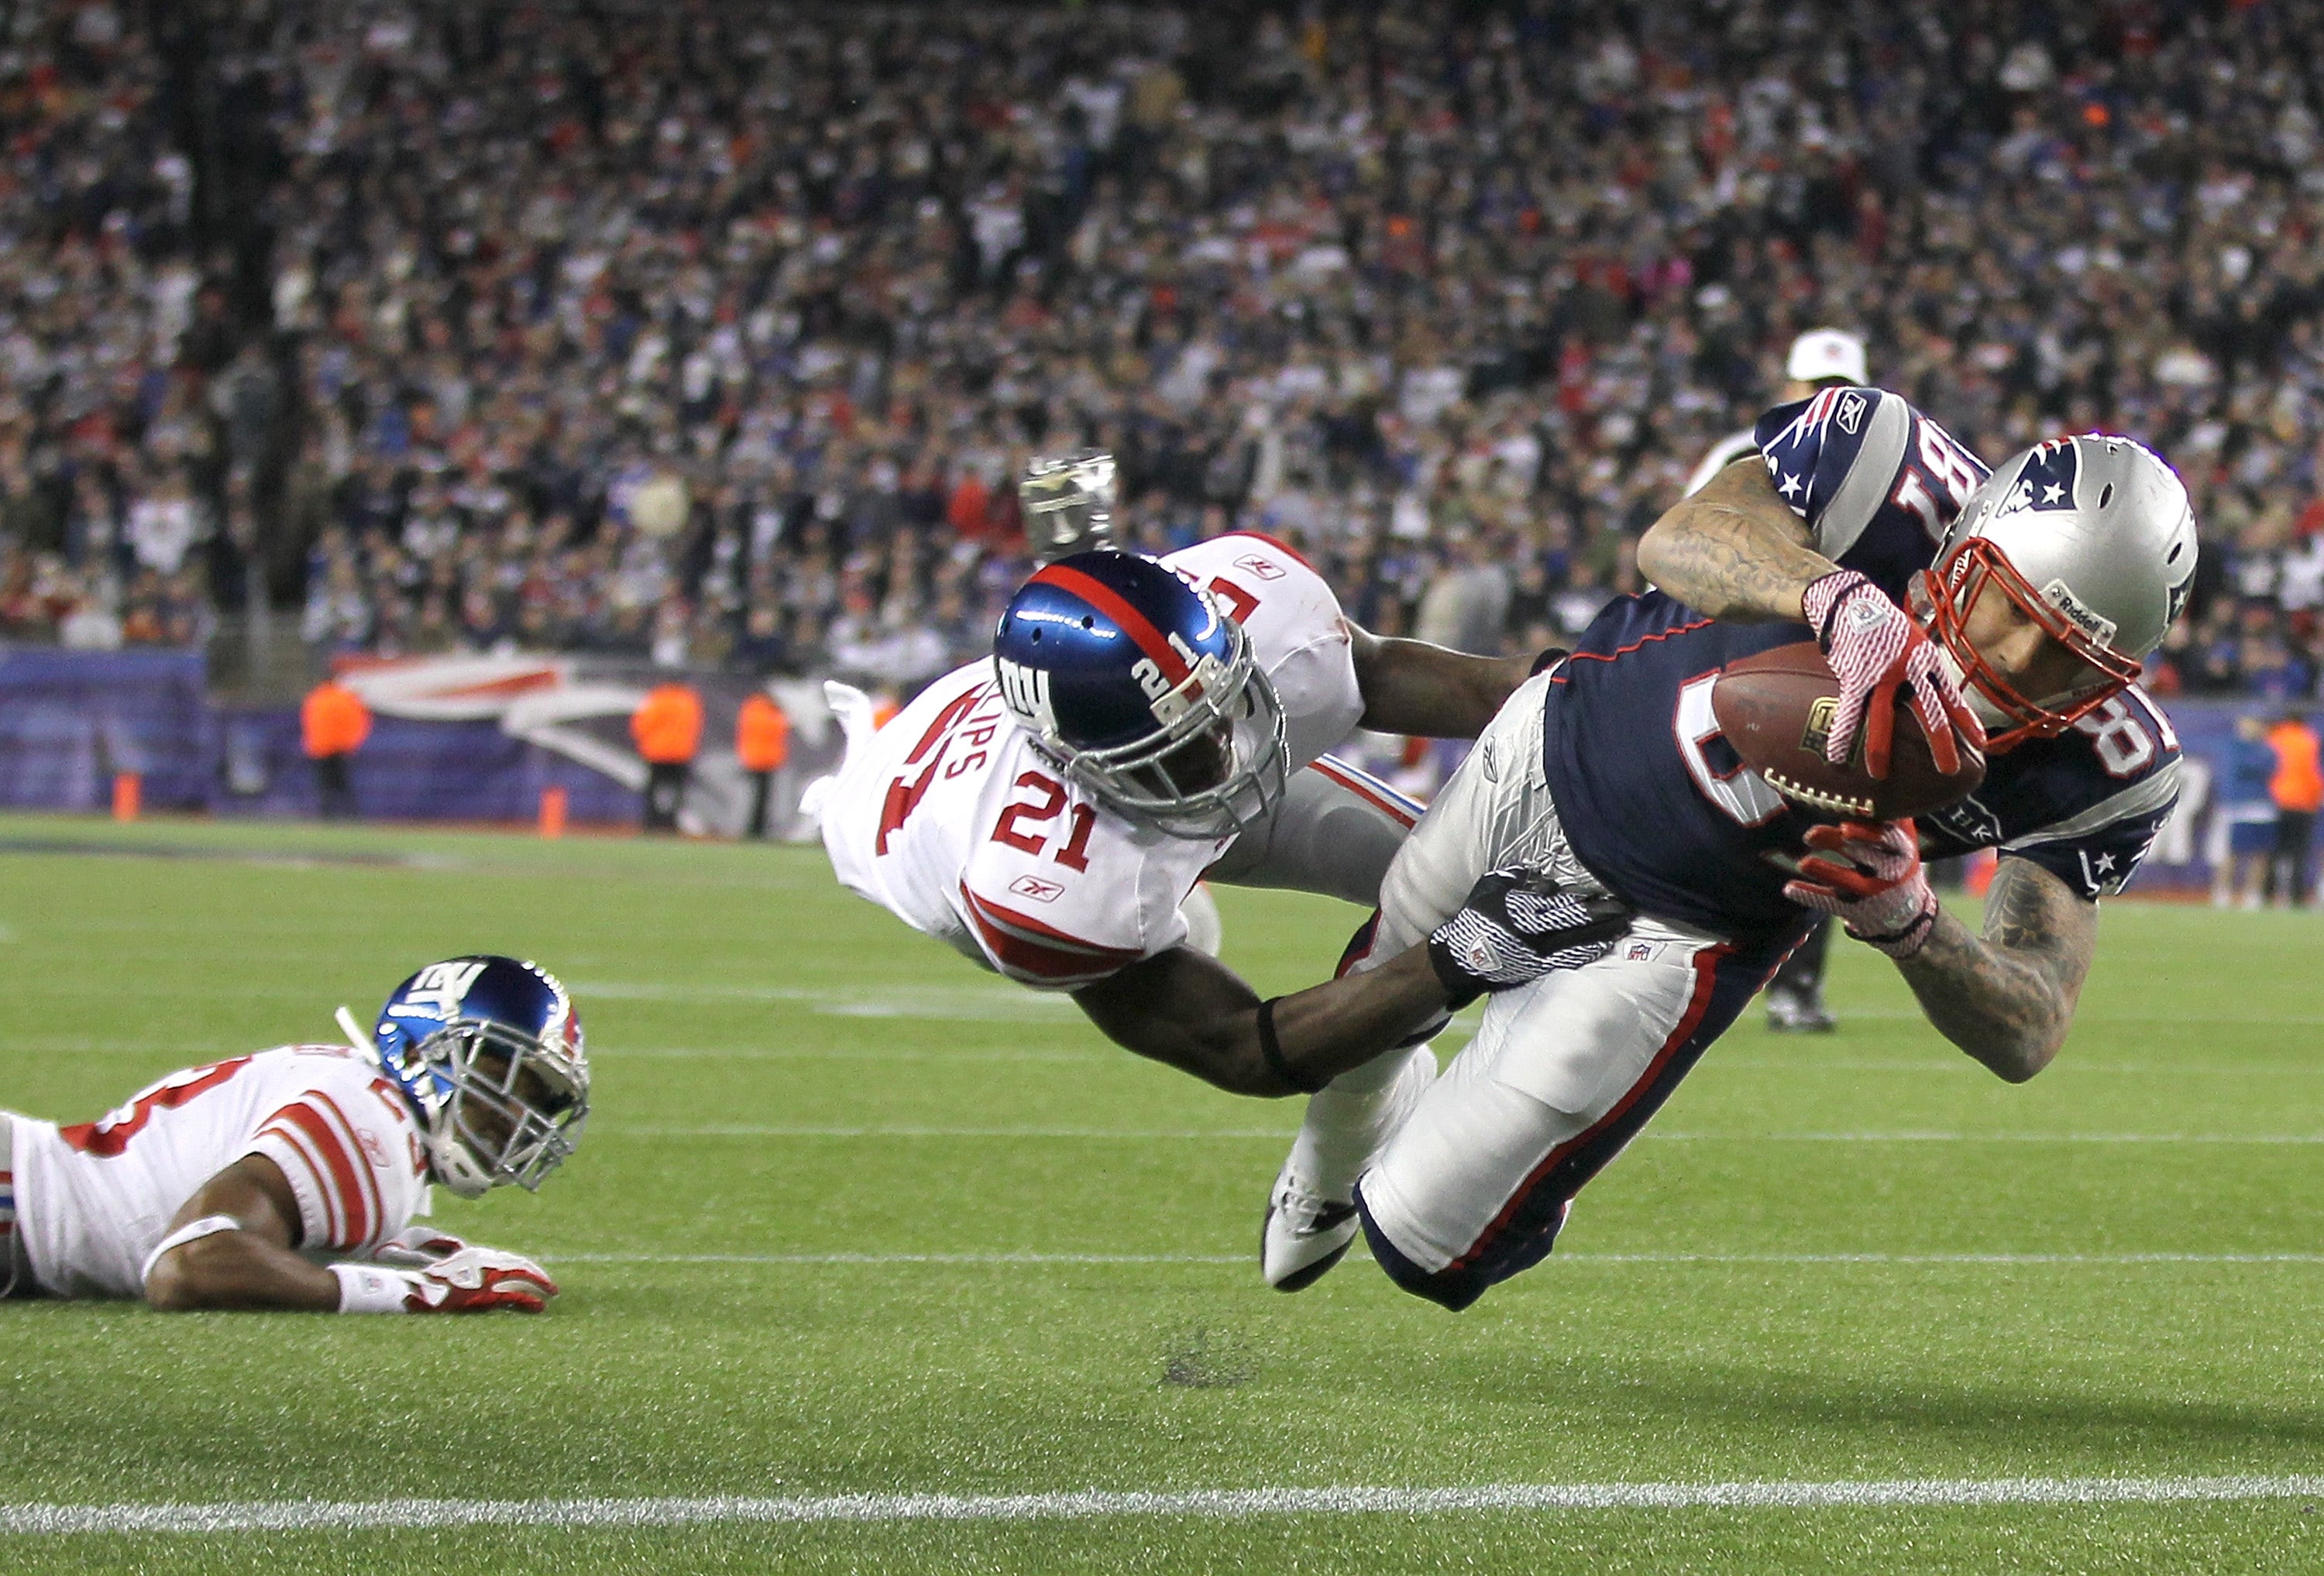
[823,533,1367,987]
[6,1046,428,1299]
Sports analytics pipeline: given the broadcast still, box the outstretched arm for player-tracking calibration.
[144,1157,557,1313]
[142,1155,341,1311]
[1893,857,2096,1083]
[1075,872,1631,1095]
[1635,457,1837,622]
[1074,945,1457,1097]
[1346,624,1535,739]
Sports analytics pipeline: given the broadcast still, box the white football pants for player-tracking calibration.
[1332,672,1788,1310]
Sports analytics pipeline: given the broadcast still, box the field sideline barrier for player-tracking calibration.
[0,646,2305,881]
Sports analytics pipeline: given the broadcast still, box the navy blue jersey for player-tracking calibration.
[1540,593,2181,940]
[1755,386,1990,603]
[1542,386,2180,942]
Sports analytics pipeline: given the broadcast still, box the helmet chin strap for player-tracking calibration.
[335,1005,380,1059]
[427,1132,493,1199]
[338,1004,493,1197]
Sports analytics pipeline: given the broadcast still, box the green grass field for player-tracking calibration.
[2,812,2322,1572]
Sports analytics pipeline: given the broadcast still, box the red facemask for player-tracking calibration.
[1915,538,2141,754]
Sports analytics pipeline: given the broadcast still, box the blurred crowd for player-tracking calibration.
[5,1,2324,701]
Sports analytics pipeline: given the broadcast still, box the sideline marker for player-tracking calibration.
[539,787,568,839]
[111,773,140,822]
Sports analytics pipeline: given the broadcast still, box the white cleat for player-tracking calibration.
[1260,1042,1439,1292]
[1261,1162,1362,1293]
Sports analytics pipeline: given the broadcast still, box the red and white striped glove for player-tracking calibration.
[333,1246,558,1313]
[1801,569,1982,779]
[1782,819,1937,960]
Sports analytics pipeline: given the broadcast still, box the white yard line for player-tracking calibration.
[599,1124,2324,1143]
[9,1473,2324,1535]
[559,1252,1247,1265]
[550,1250,2324,1267]
[569,1126,1372,1140]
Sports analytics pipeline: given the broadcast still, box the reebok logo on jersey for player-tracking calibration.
[1235,554,1286,581]
[1009,874,1066,903]
[1835,392,1866,434]
[355,1126,391,1169]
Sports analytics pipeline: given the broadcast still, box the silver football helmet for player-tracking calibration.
[1919,434,2196,750]
[1019,448,1118,563]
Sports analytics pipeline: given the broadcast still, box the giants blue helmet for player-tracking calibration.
[352,956,590,1198]
[992,551,1289,840]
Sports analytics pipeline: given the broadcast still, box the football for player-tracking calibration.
[1710,641,1985,822]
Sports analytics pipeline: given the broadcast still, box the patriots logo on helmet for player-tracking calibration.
[2009,440,2079,512]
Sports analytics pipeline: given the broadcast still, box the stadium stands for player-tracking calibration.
[0,2,2321,703]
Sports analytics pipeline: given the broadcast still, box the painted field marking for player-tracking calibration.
[603,1046,1101,1063]
[551,1250,2324,1268]
[607,1125,1300,1139]
[600,1125,2324,1144]
[559,1252,1247,1265]
[572,980,1084,1022]
[9,1473,2324,1535]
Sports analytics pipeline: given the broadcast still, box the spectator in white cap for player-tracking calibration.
[1673,327,1871,1034]
[1680,328,1870,499]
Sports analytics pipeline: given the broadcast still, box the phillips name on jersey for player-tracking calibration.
[1540,386,2181,943]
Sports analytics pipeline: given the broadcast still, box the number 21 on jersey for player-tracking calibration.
[991,771,1098,871]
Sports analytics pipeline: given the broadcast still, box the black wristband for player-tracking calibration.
[1529,645,1569,676]
[1425,936,1483,1011]
[1256,997,1324,1094]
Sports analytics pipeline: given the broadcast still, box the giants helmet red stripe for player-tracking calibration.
[1026,562,1196,684]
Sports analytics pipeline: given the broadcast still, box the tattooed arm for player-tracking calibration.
[1635,456,1839,622]
[1892,857,2097,1082]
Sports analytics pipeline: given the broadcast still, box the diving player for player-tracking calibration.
[1263,388,2195,1304]
[823,451,1624,1097]
[2,956,589,1313]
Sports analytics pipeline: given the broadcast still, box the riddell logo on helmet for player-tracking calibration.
[2042,578,2118,648]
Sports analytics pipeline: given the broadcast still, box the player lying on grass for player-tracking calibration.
[1262,389,2198,1303]
[0,955,588,1314]
[823,449,1596,1098]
